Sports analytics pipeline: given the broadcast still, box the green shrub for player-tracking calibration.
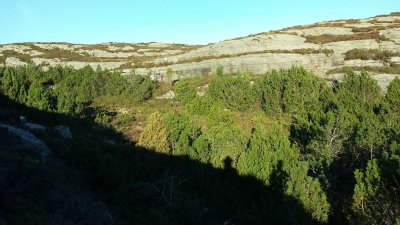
[128,75,155,103]
[351,156,400,225]
[174,79,197,105]
[208,72,260,111]
[185,95,216,116]
[237,123,330,222]
[164,112,201,155]
[384,77,400,113]
[259,66,329,116]
[114,112,136,126]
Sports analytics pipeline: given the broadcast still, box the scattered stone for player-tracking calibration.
[156,91,176,99]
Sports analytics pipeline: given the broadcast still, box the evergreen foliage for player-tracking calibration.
[174,79,197,105]
[1,64,400,225]
[208,72,259,111]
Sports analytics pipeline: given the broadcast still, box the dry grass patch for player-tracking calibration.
[39,48,92,61]
[0,55,5,64]
[326,64,400,75]
[344,48,400,62]
[1,50,32,63]
[351,26,388,32]
[305,31,389,44]
[282,19,359,31]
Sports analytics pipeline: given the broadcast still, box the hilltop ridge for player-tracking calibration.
[1,12,400,88]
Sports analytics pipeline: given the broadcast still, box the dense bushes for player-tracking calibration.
[2,64,400,225]
[128,74,155,103]
[258,67,329,116]
[351,153,400,225]
[0,64,155,115]
[174,79,197,104]
[208,70,260,111]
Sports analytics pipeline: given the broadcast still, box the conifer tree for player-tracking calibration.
[137,112,170,154]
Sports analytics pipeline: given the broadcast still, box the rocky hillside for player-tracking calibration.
[1,12,400,88]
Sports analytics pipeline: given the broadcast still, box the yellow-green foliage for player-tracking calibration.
[137,112,170,154]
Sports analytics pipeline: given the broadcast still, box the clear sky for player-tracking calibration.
[1,0,399,45]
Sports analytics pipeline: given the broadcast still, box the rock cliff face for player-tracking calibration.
[1,12,400,88]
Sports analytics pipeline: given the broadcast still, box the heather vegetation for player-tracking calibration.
[344,48,400,62]
[326,64,400,75]
[304,32,389,44]
[0,64,399,225]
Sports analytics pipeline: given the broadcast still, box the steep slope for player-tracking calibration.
[1,12,400,88]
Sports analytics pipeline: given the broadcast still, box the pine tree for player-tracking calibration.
[237,123,295,184]
[174,79,197,105]
[164,112,201,155]
[385,77,400,113]
[237,122,330,222]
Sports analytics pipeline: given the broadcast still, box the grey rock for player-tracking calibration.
[54,125,73,139]
[5,57,26,67]
[0,123,52,160]
[23,122,46,131]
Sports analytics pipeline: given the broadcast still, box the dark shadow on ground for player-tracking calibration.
[0,94,324,225]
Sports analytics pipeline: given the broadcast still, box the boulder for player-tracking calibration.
[23,123,46,131]
[54,126,73,139]
[0,123,52,160]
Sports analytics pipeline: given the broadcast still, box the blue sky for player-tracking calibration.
[1,0,399,45]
